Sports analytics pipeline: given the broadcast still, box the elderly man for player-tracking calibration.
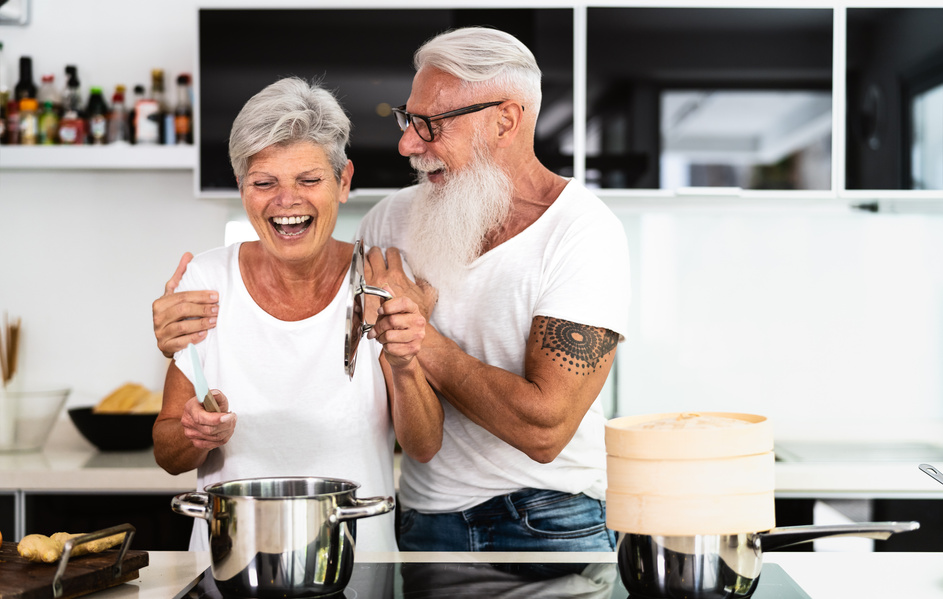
[356,26,629,552]
[152,27,630,552]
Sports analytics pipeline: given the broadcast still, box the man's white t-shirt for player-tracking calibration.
[173,243,396,551]
[357,180,631,513]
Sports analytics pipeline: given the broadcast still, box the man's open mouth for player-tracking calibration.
[271,215,312,236]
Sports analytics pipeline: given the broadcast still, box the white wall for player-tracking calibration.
[2,0,942,425]
[613,209,943,422]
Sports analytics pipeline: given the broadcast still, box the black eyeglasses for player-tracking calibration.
[392,101,505,142]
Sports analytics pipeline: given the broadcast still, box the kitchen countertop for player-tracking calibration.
[0,416,196,492]
[3,416,943,498]
[77,550,943,598]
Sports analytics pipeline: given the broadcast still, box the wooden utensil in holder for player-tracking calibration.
[0,312,21,387]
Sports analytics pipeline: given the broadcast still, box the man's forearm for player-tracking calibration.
[417,325,573,463]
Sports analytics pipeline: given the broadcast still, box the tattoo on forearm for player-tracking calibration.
[533,317,619,375]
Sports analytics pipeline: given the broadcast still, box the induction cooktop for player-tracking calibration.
[173,561,811,599]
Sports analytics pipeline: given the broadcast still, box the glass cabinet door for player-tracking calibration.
[586,7,833,191]
[198,8,572,194]
[846,8,943,190]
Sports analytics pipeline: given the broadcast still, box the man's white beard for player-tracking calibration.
[405,145,512,292]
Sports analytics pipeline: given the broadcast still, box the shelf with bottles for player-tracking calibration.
[0,144,196,170]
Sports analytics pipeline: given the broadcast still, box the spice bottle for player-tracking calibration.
[58,109,85,145]
[107,85,130,144]
[39,100,59,144]
[37,74,60,114]
[14,56,36,101]
[86,87,108,144]
[128,84,145,144]
[18,97,39,145]
[174,73,193,144]
[5,98,20,144]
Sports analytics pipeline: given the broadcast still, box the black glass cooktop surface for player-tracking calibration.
[174,561,810,599]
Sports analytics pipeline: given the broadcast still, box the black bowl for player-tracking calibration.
[68,407,157,451]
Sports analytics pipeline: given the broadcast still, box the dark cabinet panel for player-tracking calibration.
[24,493,192,551]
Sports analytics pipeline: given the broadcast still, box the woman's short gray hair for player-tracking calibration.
[414,27,542,117]
[229,77,350,185]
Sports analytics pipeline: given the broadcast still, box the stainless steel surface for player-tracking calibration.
[919,463,943,485]
[52,523,137,598]
[774,441,943,463]
[617,522,919,599]
[345,239,393,379]
[171,476,394,598]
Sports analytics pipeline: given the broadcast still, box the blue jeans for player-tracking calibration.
[396,488,616,552]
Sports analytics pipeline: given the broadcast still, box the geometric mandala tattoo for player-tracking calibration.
[533,316,619,375]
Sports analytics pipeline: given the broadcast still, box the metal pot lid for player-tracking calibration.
[344,240,392,379]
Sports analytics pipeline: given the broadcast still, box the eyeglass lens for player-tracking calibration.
[394,111,432,141]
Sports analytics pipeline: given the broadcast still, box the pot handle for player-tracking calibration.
[758,521,919,552]
[359,285,393,335]
[333,495,395,523]
[171,491,212,521]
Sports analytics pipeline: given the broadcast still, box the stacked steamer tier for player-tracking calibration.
[605,412,774,536]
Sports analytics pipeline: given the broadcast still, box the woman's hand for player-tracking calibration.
[364,247,437,321]
[368,296,426,369]
[179,390,236,450]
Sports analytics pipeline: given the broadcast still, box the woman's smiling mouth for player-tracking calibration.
[271,215,313,236]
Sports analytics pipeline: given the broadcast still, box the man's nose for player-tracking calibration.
[398,125,426,157]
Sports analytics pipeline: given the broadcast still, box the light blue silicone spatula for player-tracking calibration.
[188,343,219,412]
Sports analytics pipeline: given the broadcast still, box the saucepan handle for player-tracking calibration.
[360,285,394,335]
[53,523,136,599]
[171,491,213,521]
[333,495,395,523]
[758,521,920,552]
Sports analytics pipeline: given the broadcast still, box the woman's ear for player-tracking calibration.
[338,160,354,204]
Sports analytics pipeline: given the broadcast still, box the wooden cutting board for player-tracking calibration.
[0,541,148,599]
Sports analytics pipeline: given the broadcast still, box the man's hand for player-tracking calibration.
[364,247,437,320]
[152,252,219,358]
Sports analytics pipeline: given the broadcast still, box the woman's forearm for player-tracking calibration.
[153,418,209,475]
[387,358,443,463]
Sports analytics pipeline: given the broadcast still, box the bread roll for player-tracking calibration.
[94,383,162,414]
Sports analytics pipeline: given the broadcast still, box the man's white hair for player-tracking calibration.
[414,27,542,119]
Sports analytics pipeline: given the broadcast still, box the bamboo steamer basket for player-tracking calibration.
[605,412,775,536]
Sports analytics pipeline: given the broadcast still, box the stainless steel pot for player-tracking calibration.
[617,521,919,599]
[172,476,394,598]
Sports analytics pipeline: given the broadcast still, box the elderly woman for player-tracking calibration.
[153,78,442,553]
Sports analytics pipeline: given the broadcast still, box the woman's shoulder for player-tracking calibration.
[178,244,241,291]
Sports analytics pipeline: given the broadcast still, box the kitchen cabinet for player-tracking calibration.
[23,492,191,550]
[4,3,940,208]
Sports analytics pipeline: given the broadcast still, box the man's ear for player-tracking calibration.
[495,101,524,148]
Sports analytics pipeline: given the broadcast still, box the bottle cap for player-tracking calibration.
[66,65,80,87]
[19,97,38,111]
[42,74,54,83]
